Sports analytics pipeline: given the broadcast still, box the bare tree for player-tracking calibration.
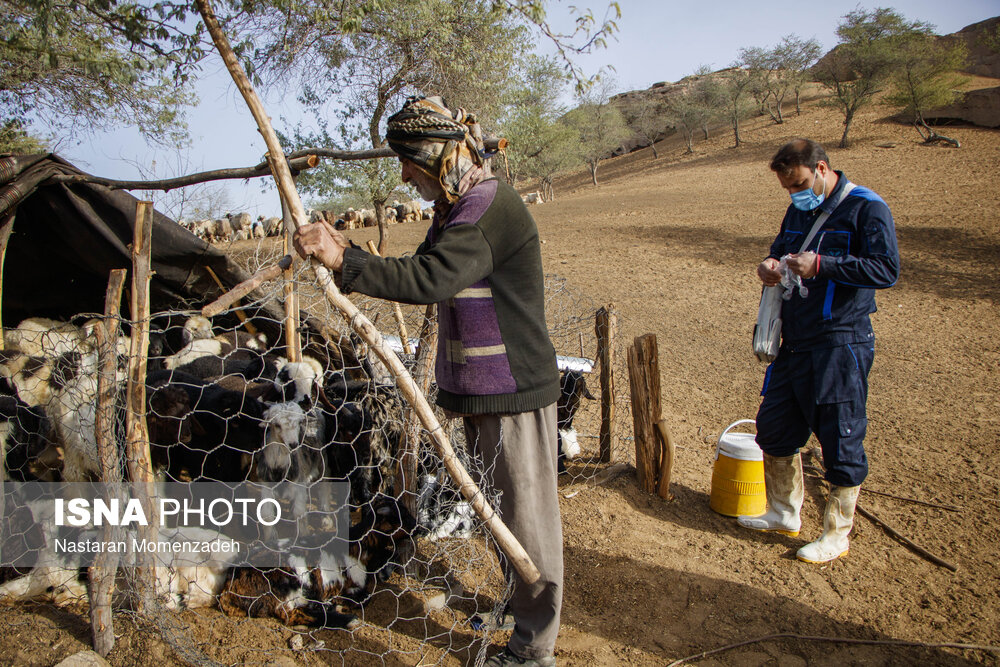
[775,35,822,115]
[719,65,754,148]
[622,94,667,158]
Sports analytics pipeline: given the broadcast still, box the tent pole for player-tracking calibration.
[274,169,301,363]
[0,212,14,351]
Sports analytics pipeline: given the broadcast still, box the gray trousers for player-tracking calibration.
[463,403,563,659]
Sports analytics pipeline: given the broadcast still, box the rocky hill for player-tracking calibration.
[609,16,1000,153]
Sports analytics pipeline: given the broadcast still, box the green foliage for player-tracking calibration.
[564,78,628,185]
[0,0,202,144]
[251,0,536,230]
[814,7,934,147]
[0,119,47,153]
[498,55,577,186]
[493,0,621,93]
[277,119,411,214]
[981,24,1000,53]
[884,33,968,140]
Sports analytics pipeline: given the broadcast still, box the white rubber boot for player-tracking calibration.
[796,485,861,563]
[737,453,803,537]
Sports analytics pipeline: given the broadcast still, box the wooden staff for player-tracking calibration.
[202,255,292,318]
[124,201,158,611]
[195,0,540,584]
[365,240,414,355]
[89,269,127,656]
[595,305,616,463]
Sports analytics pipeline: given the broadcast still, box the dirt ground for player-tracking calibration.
[2,85,1000,665]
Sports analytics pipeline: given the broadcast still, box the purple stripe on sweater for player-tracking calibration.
[436,349,517,395]
[429,179,517,396]
[436,180,498,236]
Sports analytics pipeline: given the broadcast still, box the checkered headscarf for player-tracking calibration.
[386,95,487,203]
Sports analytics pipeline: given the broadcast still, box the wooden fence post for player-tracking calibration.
[397,304,438,515]
[596,305,616,463]
[124,201,158,610]
[627,334,662,495]
[278,183,301,363]
[89,268,127,657]
[366,240,414,355]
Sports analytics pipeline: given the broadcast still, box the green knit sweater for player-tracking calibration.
[340,178,560,415]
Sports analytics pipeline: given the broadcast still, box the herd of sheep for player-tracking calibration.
[178,200,431,243]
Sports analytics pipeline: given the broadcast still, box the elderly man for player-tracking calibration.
[739,138,899,563]
[293,95,562,667]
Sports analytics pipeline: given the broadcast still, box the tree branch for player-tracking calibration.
[666,633,999,667]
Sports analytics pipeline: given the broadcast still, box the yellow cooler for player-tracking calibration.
[710,419,767,517]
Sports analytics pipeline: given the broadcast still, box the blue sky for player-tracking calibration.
[46,1,998,218]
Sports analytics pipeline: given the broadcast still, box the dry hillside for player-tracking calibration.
[1,85,999,666]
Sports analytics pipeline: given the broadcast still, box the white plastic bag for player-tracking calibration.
[753,285,782,363]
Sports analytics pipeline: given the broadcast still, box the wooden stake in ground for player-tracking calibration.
[366,240,414,355]
[273,163,302,363]
[627,334,662,495]
[89,268,127,657]
[596,305,616,463]
[124,201,158,611]
[397,304,438,515]
[195,0,540,584]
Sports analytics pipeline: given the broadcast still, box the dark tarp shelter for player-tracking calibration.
[0,153,282,338]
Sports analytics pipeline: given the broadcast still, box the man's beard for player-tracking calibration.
[414,180,443,203]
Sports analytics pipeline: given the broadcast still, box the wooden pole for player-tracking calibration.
[278,184,301,363]
[204,265,257,335]
[0,213,13,352]
[124,202,158,611]
[201,255,292,318]
[89,269,127,657]
[655,419,675,500]
[365,240,414,355]
[397,304,438,515]
[627,334,662,495]
[0,213,9,558]
[595,305,616,463]
[195,0,540,584]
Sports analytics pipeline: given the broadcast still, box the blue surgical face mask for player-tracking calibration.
[790,170,826,211]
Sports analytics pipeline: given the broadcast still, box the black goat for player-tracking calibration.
[556,370,595,474]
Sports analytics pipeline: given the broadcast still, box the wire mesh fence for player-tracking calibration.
[0,234,635,665]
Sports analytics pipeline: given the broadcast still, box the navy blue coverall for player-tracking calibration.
[757,171,900,487]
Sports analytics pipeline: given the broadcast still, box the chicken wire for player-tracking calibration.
[0,238,633,665]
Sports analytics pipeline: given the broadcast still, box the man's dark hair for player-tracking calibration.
[770,138,830,176]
